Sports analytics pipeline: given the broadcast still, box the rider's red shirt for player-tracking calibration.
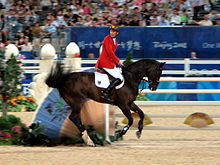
[95,35,120,69]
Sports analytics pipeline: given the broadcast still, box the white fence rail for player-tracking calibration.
[21,59,220,76]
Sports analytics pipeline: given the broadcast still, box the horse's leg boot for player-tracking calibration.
[101,78,121,102]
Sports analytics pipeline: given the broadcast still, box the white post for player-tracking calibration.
[4,44,20,60]
[63,57,82,72]
[184,58,190,77]
[64,42,82,71]
[29,43,57,105]
[105,104,111,143]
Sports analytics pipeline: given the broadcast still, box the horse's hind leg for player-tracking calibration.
[68,101,95,146]
[130,102,145,138]
[117,104,133,137]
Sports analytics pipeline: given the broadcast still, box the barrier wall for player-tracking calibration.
[70,26,220,59]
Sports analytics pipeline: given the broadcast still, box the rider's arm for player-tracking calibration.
[104,37,120,64]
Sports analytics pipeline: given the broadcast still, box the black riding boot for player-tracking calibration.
[101,78,122,102]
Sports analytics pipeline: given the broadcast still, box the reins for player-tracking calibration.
[140,78,148,92]
[122,66,148,93]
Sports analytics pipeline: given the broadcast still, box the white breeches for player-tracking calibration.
[103,67,123,81]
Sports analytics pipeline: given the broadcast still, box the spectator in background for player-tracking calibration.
[75,16,84,26]
[193,13,213,26]
[21,37,33,52]
[188,0,205,20]
[130,15,141,26]
[40,0,51,11]
[158,15,170,26]
[120,16,131,26]
[91,17,99,26]
[55,11,68,28]
[31,22,42,39]
[82,2,91,15]
[170,8,181,25]
[31,22,42,49]
[87,53,96,58]
[208,9,220,22]
[42,19,57,38]
[190,51,198,59]
[0,15,8,43]
[149,10,160,26]
[215,17,220,25]
[111,18,119,26]
[131,7,143,21]
[0,0,6,9]
[84,15,93,26]
[63,14,74,26]
[15,32,29,50]
[140,2,151,25]
[74,3,84,15]
[180,9,189,25]
[103,9,110,20]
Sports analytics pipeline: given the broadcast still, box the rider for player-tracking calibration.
[95,25,124,101]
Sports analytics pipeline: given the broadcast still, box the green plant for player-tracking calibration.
[135,93,150,101]
[0,49,23,116]
[0,115,24,145]
[123,51,133,66]
[6,96,38,112]
[0,115,122,146]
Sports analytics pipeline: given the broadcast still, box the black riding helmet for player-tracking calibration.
[109,25,119,32]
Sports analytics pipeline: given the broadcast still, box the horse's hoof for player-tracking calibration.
[136,131,141,139]
[103,140,111,145]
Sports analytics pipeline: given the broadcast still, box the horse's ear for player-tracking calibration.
[160,62,166,69]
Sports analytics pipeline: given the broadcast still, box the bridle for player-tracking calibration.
[122,66,150,92]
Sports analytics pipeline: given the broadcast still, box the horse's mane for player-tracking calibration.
[123,59,160,72]
[121,59,160,85]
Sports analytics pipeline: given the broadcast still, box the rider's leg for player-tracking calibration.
[101,67,123,100]
[101,78,122,99]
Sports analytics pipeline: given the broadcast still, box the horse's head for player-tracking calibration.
[122,59,165,91]
[147,62,165,91]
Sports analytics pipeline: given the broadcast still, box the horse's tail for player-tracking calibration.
[45,62,65,88]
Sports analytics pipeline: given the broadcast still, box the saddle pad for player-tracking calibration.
[94,72,124,89]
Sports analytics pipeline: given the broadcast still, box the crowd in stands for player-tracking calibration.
[0,0,220,53]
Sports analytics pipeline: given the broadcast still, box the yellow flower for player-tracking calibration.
[139,93,145,96]
[16,96,26,100]
[8,98,17,105]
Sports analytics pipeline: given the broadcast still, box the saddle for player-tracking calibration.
[94,68,124,89]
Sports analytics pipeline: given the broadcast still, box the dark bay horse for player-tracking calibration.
[46,59,165,144]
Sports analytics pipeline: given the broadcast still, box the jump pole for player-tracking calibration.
[105,104,111,143]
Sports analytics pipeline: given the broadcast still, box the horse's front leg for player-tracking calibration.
[130,102,145,138]
[117,104,133,137]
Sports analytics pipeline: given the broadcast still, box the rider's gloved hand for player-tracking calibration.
[118,61,124,67]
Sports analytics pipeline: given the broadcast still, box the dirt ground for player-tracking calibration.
[1,106,220,165]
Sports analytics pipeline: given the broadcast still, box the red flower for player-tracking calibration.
[12,125,21,134]
[4,133,12,138]
[26,97,36,102]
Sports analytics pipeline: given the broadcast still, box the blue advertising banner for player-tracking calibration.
[70,26,220,59]
[146,81,220,101]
